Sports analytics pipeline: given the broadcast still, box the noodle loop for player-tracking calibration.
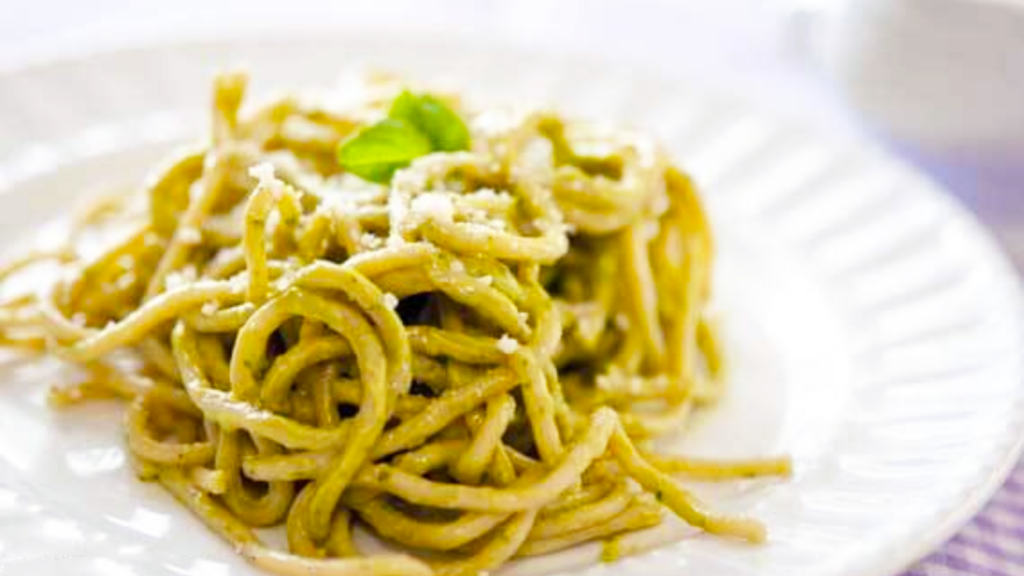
[0,72,791,576]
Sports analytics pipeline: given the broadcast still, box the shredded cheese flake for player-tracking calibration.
[178,227,202,245]
[164,265,197,291]
[497,334,520,354]
[410,192,455,225]
[361,233,384,250]
[115,272,136,291]
[164,272,187,290]
[471,187,501,202]
[249,162,277,187]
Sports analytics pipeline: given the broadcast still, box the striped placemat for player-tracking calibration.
[903,459,1024,576]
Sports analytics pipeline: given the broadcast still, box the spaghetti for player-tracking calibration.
[0,72,790,576]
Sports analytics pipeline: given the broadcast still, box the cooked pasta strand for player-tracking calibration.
[0,72,787,576]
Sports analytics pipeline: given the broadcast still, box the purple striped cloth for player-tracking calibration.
[901,458,1024,576]
[893,154,1024,576]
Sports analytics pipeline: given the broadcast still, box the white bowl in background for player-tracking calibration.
[791,0,1024,160]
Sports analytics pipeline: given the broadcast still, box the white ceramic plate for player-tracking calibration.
[0,35,1021,576]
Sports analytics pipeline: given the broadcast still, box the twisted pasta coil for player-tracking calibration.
[0,72,790,576]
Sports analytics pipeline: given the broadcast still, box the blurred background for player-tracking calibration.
[1,0,1019,268]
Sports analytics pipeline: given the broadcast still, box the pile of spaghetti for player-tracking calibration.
[0,73,790,576]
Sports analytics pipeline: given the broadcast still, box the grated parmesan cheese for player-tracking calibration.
[479,275,494,286]
[248,161,289,197]
[410,192,455,224]
[249,162,277,186]
[497,334,520,354]
[164,266,196,290]
[471,187,502,202]
[201,302,219,316]
[164,272,186,290]
[178,226,202,245]
[115,272,136,291]
[361,233,384,250]
[383,293,399,310]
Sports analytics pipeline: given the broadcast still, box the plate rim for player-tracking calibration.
[0,31,1021,576]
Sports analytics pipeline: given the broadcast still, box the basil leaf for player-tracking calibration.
[337,118,433,184]
[388,91,422,130]
[389,91,470,152]
[336,91,471,184]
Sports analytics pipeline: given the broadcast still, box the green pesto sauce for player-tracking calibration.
[600,536,621,563]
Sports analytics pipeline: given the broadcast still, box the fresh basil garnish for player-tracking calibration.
[389,91,471,152]
[336,118,433,184]
[337,91,470,183]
